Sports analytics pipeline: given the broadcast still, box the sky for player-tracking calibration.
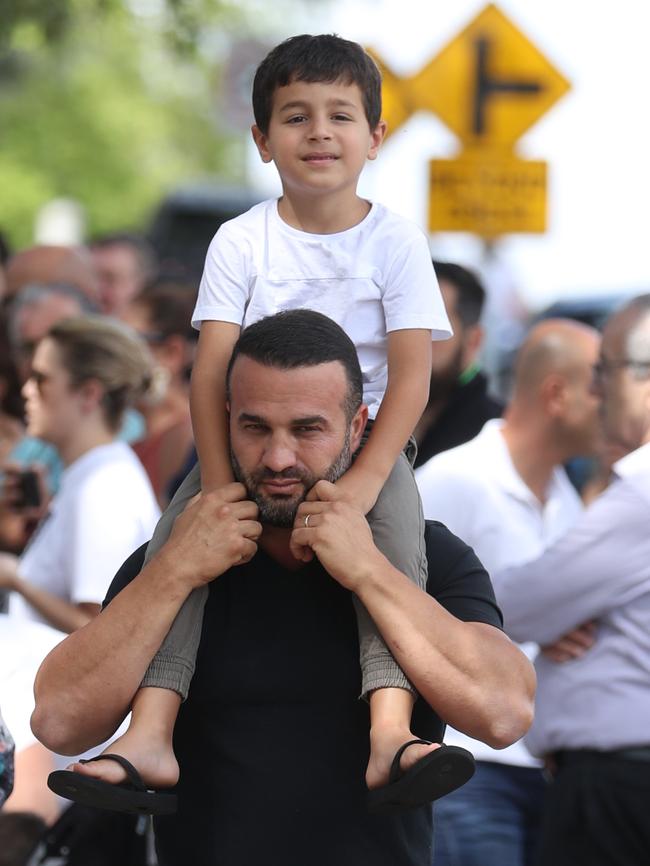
[246,0,650,313]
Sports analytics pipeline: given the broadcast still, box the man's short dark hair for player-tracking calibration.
[432,261,486,328]
[226,309,363,421]
[252,34,382,135]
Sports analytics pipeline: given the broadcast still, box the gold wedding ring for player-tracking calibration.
[304,514,311,528]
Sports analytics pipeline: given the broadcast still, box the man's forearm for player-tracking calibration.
[356,559,535,748]
[32,553,191,754]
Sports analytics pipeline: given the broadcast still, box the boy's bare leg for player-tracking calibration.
[366,687,440,789]
[68,687,181,789]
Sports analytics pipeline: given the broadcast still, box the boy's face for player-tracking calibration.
[252,78,385,201]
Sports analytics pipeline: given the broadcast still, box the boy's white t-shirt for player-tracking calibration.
[193,199,452,418]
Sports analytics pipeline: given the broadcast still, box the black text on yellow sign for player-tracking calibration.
[429,156,547,238]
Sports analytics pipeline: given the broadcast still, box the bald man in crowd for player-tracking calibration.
[4,246,99,307]
[493,297,650,866]
[90,233,156,318]
[416,319,601,866]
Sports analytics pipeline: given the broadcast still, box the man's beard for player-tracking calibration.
[231,430,352,527]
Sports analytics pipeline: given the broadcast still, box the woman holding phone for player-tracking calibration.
[0,316,160,633]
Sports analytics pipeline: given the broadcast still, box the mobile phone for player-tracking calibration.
[16,470,41,509]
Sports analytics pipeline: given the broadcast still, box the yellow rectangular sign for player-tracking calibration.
[429,155,547,237]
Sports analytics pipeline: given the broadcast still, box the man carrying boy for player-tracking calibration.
[33,310,534,866]
[45,32,465,808]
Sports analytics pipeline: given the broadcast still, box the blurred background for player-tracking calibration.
[2,3,648,858]
[2,0,649,382]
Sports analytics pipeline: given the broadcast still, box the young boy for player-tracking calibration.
[55,33,474,814]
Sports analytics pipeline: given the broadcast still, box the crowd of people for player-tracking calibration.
[0,234,203,860]
[1,29,649,866]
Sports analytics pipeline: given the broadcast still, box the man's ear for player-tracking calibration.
[541,373,567,418]
[251,125,273,163]
[350,404,369,451]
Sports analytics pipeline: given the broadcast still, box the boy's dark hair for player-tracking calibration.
[432,260,486,328]
[252,34,382,134]
[226,309,363,421]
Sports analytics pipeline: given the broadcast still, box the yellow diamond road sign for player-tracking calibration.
[369,4,570,237]
[372,4,570,148]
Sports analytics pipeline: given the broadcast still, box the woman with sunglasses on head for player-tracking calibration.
[0,316,160,633]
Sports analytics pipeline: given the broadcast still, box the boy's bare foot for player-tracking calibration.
[68,728,179,790]
[365,724,440,790]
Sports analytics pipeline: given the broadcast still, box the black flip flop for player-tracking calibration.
[47,753,177,816]
[367,739,475,813]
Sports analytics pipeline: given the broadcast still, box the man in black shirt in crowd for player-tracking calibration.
[415,262,504,468]
[32,311,534,866]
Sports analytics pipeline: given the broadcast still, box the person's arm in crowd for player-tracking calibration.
[540,621,597,663]
[491,479,650,645]
[294,482,535,749]
[0,554,99,633]
[31,484,261,755]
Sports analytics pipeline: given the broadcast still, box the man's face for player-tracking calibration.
[557,331,602,456]
[596,314,650,453]
[228,356,366,527]
[429,281,480,401]
[92,243,144,318]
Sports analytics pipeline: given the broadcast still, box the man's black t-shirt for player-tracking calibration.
[106,522,502,866]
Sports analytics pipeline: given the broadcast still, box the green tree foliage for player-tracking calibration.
[0,1,244,247]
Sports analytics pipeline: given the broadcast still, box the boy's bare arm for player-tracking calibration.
[190,320,241,490]
[335,328,432,512]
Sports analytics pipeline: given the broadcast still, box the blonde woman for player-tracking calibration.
[0,316,160,632]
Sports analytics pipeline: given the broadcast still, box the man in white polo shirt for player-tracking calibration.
[493,295,650,866]
[416,319,600,866]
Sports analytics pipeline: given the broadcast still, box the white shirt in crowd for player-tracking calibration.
[192,198,452,418]
[10,441,160,625]
[415,419,583,766]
